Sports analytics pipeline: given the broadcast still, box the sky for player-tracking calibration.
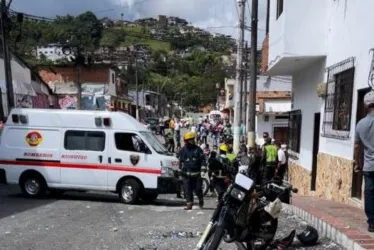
[11,0,267,44]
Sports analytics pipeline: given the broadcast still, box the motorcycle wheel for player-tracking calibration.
[202,223,225,250]
[249,216,278,250]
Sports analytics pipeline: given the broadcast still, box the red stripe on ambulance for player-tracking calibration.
[0,160,161,175]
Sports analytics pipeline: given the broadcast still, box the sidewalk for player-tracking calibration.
[284,196,374,250]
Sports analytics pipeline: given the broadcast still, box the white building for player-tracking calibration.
[223,76,292,144]
[36,43,68,62]
[263,0,374,206]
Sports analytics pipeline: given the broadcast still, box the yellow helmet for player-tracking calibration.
[183,131,196,141]
[219,144,228,152]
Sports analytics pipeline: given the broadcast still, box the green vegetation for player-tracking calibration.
[9,11,234,108]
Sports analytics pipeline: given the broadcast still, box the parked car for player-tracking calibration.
[145,117,159,134]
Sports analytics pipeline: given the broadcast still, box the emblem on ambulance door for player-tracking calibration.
[130,155,140,165]
[25,131,43,147]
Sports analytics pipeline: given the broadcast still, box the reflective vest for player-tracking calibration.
[265,144,277,164]
[226,153,236,163]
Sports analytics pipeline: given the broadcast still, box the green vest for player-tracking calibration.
[226,153,236,163]
[265,144,277,163]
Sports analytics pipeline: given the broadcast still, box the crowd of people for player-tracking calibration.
[168,115,290,210]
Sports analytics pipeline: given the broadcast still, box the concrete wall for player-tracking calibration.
[292,59,325,171]
[318,0,374,161]
[268,0,327,67]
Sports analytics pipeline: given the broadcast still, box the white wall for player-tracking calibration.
[264,99,291,113]
[318,0,374,161]
[256,75,292,92]
[292,59,325,171]
[268,0,327,66]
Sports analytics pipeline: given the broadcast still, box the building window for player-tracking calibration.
[322,57,355,140]
[288,110,302,156]
[111,73,115,83]
[64,130,106,151]
[276,0,284,19]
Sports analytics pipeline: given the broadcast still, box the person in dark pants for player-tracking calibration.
[354,91,374,232]
[208,144,230,203]
[166,129,175,153]
[179,131,205,210]
[262,137,278,182]
[275,142,287,180]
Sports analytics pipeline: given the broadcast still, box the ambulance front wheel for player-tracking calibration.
[118,178,141,204]
[19,171,47,198]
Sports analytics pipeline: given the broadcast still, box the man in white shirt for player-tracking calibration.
[275,143,287,179]
[190,125,197,133]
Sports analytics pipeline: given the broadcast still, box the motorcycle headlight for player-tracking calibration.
[161,167,174,177]
[230,187,246,201]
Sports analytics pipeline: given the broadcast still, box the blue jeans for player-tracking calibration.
[364,171,374,225]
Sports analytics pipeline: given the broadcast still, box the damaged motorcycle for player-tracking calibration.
[195,173,298,250]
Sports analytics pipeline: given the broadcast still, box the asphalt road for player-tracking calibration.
[0,185,344,250]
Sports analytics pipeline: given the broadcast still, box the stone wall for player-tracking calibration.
[288,161,311,196]
[288,152,361,205]
[315,152,354,203]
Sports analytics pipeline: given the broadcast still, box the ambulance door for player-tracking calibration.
[60,129,108,189]
[107,131,159,191]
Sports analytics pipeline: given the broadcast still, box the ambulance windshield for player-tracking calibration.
[140,131,169,155]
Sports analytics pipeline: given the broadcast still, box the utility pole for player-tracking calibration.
[248,0,258,148]
[135,53,139,120]
[76,48,83,110]
[76,64,82,109]
[243,41,249,135]
[1,0,14,113]
[233,0,246,153]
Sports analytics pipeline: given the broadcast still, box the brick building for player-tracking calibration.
[37,64,131,112]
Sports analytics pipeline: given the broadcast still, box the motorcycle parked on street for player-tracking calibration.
[195,173,298,250]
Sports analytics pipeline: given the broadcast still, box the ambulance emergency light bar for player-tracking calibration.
[94,117,111,127]
[12,114,28,124]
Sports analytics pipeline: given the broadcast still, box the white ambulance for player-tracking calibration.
[0,108,180,204]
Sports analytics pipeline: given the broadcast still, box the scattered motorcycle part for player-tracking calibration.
[296,225,319,246]
[268,229,296,249]
[264,198,283,219]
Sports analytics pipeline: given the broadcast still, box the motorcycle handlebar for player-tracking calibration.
[256,179,298,194]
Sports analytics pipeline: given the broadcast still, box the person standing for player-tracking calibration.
[169,117,175,132]
[275,142,287,180]
[200,124,207,145]
[179,131,205,210]
[262,137,278,182]
[354,91,374,232]
[174,118,181,147]
[166,129,175,153]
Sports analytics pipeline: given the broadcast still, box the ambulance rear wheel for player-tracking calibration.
[118,178,140,204]
[20,173,47,198]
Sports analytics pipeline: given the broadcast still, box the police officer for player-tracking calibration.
[179,131,205,210]
[262,137,278,182]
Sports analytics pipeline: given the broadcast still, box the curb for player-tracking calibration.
[283,203,366,250]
